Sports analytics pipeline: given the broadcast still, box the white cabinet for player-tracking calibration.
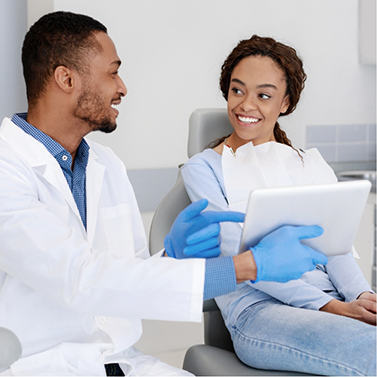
[359,0,376,65]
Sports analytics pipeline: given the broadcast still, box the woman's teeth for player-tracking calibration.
[238,116,259,124]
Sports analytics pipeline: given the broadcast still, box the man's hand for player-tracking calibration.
[250,225,328,283]
[164,199,245,259]
[320,292,376,326]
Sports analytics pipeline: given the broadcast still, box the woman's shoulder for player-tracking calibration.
[185,148,221,167]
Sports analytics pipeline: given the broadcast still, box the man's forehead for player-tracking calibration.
[93,32,121,67]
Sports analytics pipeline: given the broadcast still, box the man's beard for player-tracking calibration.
[74,86,117,134]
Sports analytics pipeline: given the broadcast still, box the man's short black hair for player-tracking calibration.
[22,11,107,107]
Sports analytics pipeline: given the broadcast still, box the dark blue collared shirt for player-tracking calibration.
[12,113,89,229]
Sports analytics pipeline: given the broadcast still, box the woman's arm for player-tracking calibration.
[320,292,376,325]
[324,252,373,301]
[182,154,333,310]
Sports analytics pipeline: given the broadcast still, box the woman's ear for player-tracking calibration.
[54,66,76,93]
[280,95,290,114]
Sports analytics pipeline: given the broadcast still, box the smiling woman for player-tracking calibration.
[181,35,376,376]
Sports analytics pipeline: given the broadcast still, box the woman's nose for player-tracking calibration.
[240,95,257,112]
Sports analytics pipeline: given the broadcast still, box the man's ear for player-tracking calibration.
[54,66,77,93]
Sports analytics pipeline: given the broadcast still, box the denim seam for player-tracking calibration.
[231,326,365,375]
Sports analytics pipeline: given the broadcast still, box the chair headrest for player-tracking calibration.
[187,108,233,158]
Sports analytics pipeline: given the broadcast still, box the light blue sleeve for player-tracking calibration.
[250,279,333,310]
[182,152,243,258]
[182,151,334,311]
[325,252,373,301]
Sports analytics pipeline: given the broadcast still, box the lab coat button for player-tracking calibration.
[98,316,108,324]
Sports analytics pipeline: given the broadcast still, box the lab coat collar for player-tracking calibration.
[0,117,104,240]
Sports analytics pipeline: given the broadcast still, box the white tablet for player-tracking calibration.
[239,180,372,256]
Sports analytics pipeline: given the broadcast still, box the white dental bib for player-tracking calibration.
[222,141,337,214]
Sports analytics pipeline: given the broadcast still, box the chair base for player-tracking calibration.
[183,344,315,376]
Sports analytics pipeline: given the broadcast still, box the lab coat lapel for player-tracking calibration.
[41,163,83,224]
[86,149,105,247]
[0,118,84,228]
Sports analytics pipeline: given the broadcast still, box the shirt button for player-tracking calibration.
[98,316,108,325]
[62,155,68,161]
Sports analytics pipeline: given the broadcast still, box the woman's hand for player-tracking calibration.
[320,292,376,326]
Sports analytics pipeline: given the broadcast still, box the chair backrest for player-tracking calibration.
[149,108,233,255]
[148,169,191,255]
[187,108,233,158]
[148,108,235,350]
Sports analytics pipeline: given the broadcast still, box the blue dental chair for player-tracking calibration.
[149,108,313,376]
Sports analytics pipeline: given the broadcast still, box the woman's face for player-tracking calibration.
[227,55,289,149]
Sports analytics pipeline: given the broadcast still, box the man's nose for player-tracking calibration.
[117,75,127,97]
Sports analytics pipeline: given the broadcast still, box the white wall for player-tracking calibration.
[0,0,27,121]
[24,0,375,170]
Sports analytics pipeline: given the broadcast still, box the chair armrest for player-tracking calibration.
[0,327,22,369]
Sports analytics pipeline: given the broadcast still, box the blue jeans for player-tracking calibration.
[230,298,376,376]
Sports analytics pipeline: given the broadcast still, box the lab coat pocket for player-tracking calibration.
[102,203,135,257]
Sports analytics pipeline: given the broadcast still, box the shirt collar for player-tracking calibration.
[12,113,90,172]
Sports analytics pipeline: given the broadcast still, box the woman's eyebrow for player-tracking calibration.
[257,83,278,90]
[231,78,246,86]
[231,78,278,91]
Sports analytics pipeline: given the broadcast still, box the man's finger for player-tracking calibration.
[179,199,208,221]
[304,245,328,266]
[187,223,220,245]
[294,225,324,240]
[184,236,221,256]
[184,246,221,259]
[204,210,245,225]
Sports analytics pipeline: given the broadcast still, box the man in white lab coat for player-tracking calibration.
[0,11,328,376]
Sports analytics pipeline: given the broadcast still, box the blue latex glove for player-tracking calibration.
[251,225,328,283]
[164,199,245,259]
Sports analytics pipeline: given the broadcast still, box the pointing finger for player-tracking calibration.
[204,211,245,225]
[179,199,208,221]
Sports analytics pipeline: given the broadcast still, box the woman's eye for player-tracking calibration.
[259,93,270,99]
[231,88,243,95]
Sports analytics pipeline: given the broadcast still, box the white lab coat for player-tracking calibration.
[0,117,205,376]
